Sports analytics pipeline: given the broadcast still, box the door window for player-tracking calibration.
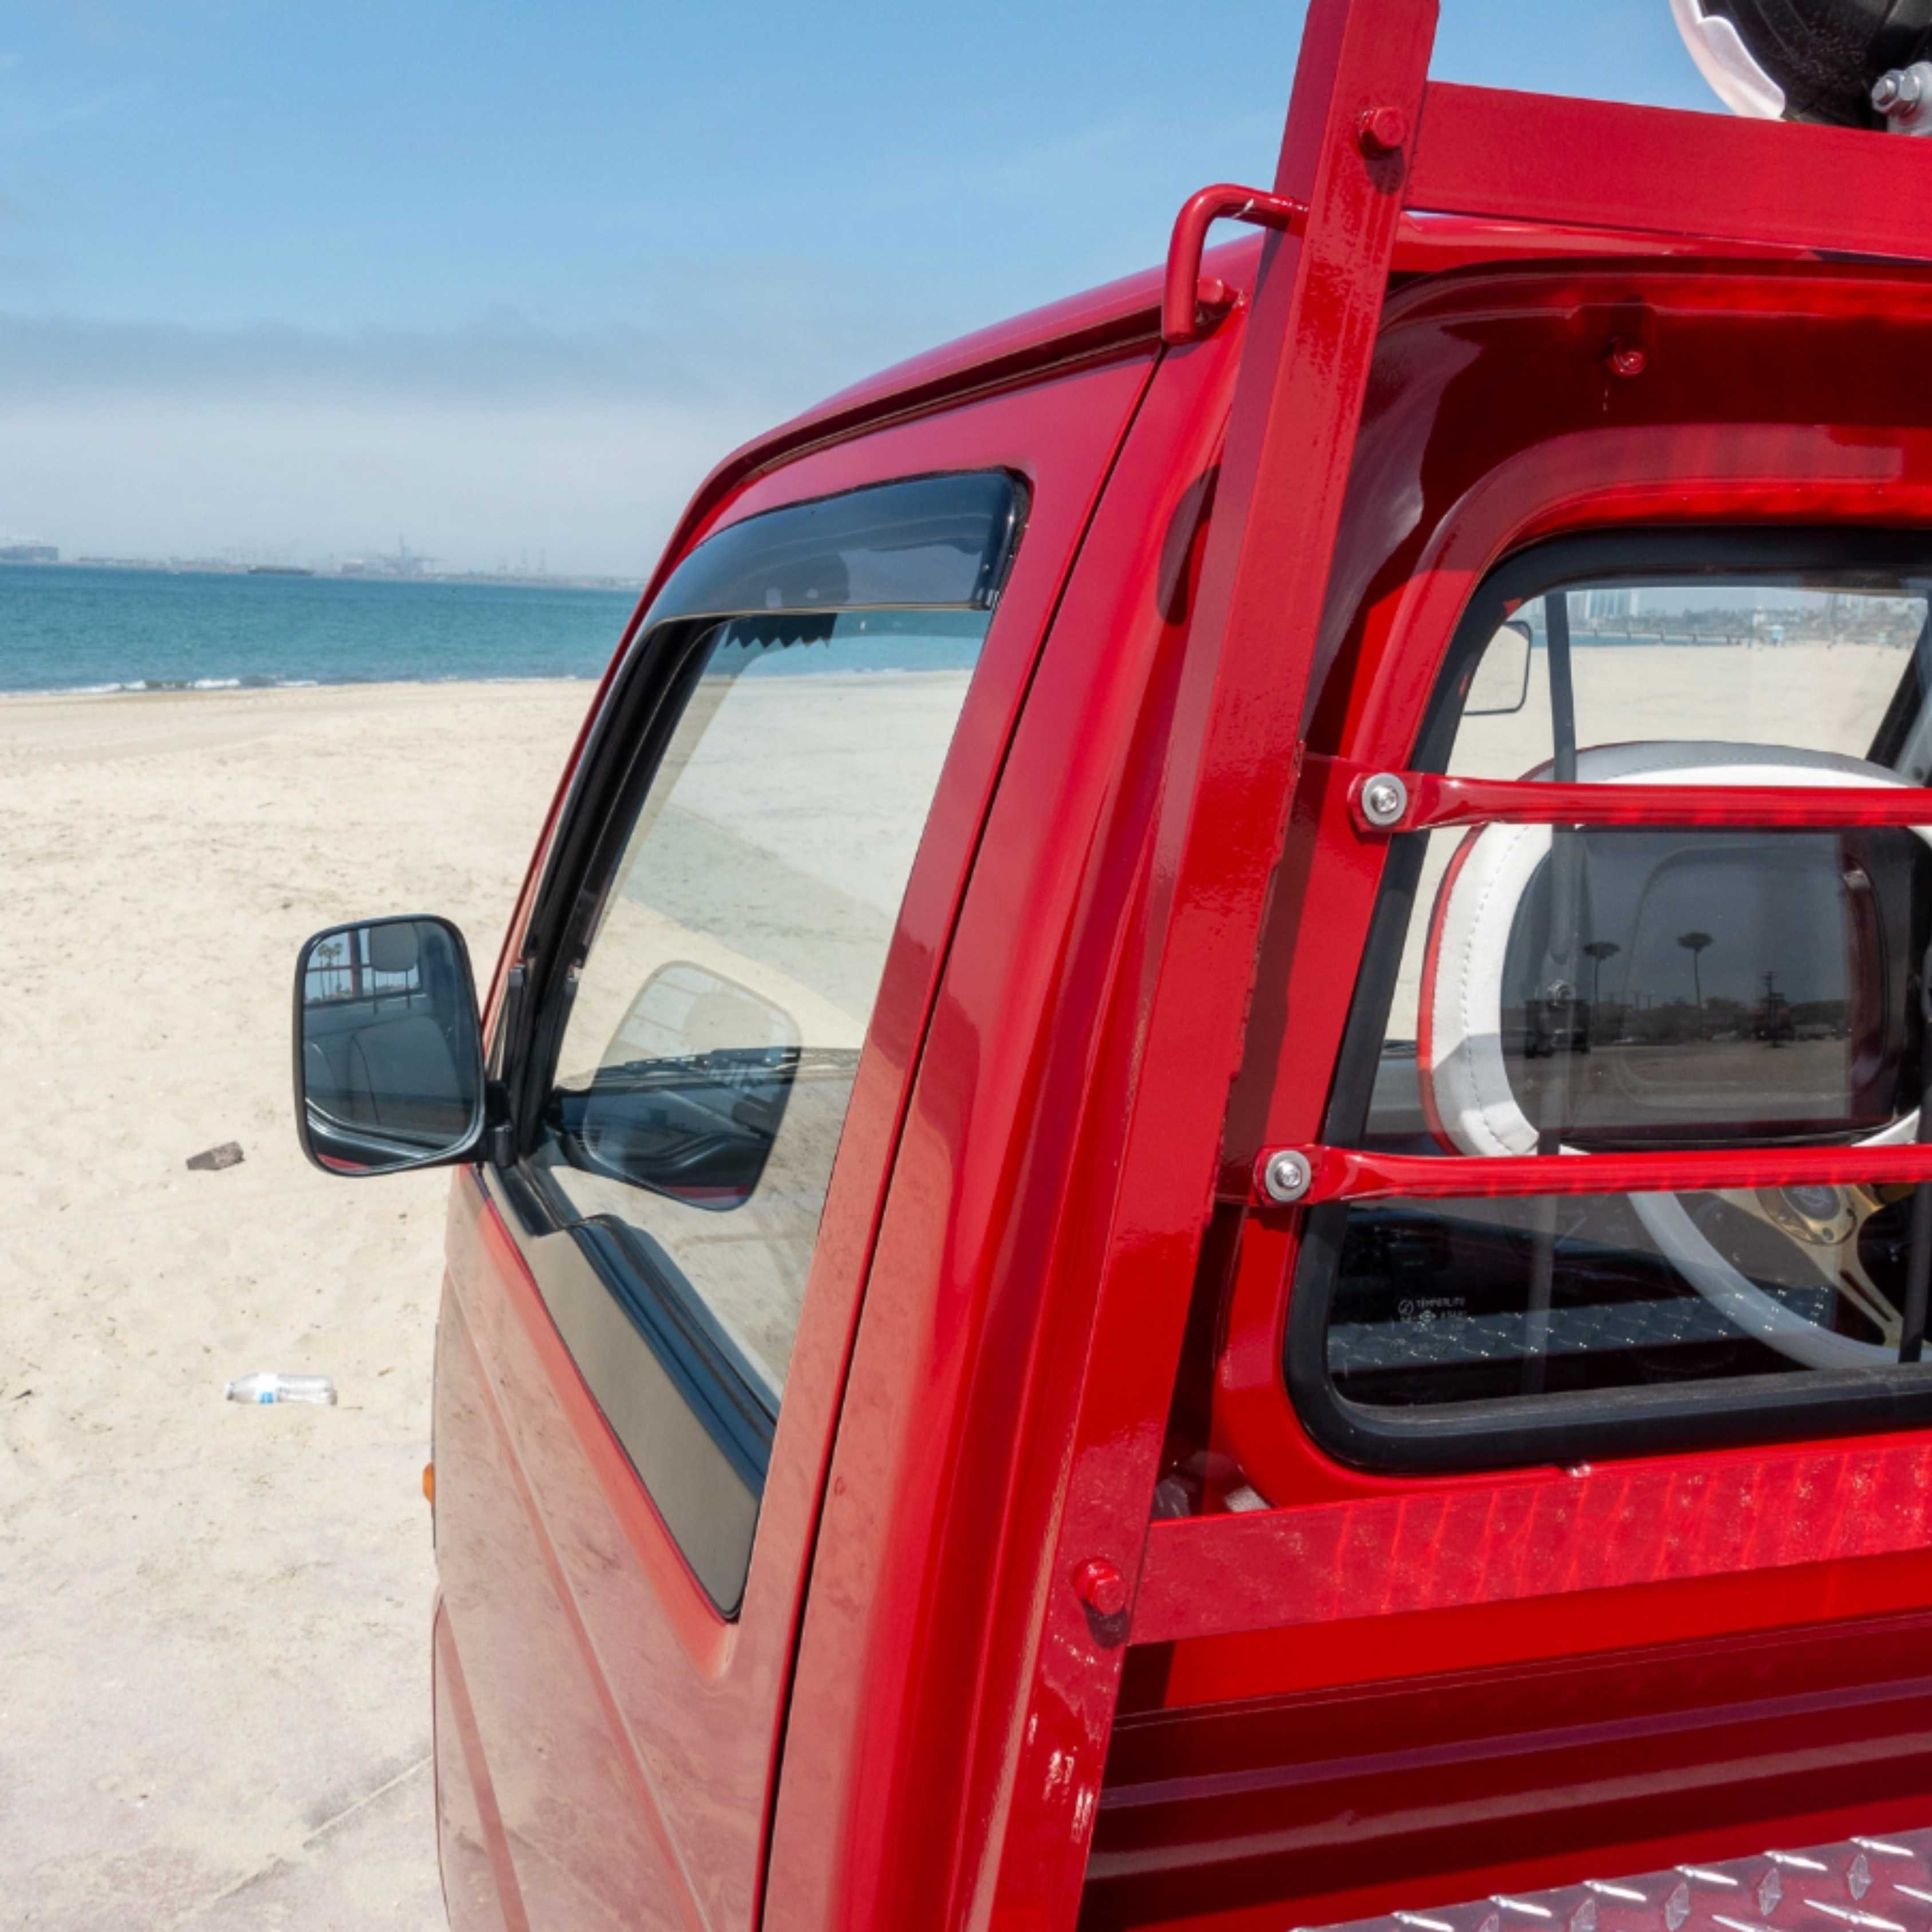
[505,471,1022,1607]
[1289,535,1932,1466]
[532,609,990,1405]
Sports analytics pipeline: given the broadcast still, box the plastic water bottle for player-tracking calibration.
[225,1372,337,1406]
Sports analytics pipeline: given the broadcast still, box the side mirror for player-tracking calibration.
[294,915,486,1175]
[1466,617,1534,716]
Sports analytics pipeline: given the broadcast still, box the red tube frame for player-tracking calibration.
[1161,184,1308,344]
[1321,755,1932,833]
[1276,754,1932,1203]
[1254,1140,1932,1206]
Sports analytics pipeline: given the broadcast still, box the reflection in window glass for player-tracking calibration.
[1327,1187,1917,1406]
[536,611,987,1406]
[1447,584,1932,784]
[1319,570,1932,1415]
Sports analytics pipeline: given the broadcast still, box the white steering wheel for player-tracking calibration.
[1418,740,1930,1370]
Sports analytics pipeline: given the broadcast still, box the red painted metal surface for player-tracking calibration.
[1406,82,1932,261]
[1325,759,1932,834]
[751,26,1932,1932]
[1252,1142,1932,1207]
[1210,255,1932,1530]
[762,258,1250,1932]
[971,0,1441,1917]
[1134,1440,1932,1643]
[1161,185,1307,344]
[1091,1619,1932,1932]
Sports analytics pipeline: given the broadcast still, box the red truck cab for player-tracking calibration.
[292,3,1932,1925]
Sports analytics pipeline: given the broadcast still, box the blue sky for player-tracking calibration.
[1,2,1715,573]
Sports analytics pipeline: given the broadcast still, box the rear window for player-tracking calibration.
[1289,535,1932,1465]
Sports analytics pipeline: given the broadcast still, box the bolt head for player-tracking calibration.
[1357,105,1408,157]
[1262,1149,1313,1204]
[1359,772,1409,828]
[1074,1556,1129,1618]
[1875,66,1922,112]
[1606,338,1647,380]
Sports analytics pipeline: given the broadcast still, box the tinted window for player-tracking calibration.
[533,610,989,1406]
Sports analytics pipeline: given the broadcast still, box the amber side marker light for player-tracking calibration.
[422,1462,435,1506]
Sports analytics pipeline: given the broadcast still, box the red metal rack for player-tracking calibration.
[995,1,1932,1918]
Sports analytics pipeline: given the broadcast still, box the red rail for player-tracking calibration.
[1409,81,1932,263]
[1254,1141,1932,1207]
[1320,757,1932,833]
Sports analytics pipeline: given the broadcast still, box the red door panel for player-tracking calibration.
[431,348,1159,1930]
[434,1244,682,1930]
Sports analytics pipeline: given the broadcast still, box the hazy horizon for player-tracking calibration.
[2,2,1718,578]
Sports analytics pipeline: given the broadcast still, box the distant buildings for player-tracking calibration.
[1581,587,1638,619]
[0,543,58,563]
[338,537,434,579]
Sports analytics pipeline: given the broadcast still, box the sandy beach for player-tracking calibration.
[0,681,591,1928]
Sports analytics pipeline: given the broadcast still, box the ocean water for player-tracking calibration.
[0,564,640,695]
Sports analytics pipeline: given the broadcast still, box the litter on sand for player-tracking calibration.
[186,1142,245,1172]
[224,1373,336,1406]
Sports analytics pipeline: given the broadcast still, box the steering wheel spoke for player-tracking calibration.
[1714,1183,1903,1349]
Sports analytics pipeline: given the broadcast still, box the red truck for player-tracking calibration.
[291,2,1932,1925]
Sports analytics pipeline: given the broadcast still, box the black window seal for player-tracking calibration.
[1286,524,1932,1475]
[485,469,1028,1611]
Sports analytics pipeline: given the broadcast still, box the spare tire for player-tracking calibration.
[1673,0,1932,125]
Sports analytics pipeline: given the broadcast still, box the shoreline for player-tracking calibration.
[0,670,600,701]
[0,662,982,702]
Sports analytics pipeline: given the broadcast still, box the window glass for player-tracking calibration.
[1309,566,1932,1425]
[533,609,988,1408]
[1445,584,1932,783]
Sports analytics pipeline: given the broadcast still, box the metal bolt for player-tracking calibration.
[1875,67,1922,113]
[1073,1556,1128,1618]
[1606,338,1647,380]
[1358,772,1409,829]
[1872,63,1932,131]
[1357,105,1408,157]
[1262,1149,1313,1204]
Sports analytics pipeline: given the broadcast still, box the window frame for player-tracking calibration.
[1286,525,1932,1475]
[483,471,1027,1610]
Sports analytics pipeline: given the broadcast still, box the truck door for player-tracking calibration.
[426,353,1155,1931]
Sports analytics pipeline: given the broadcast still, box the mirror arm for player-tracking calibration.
[487,959,528,1168]
[484,1081,515,1168]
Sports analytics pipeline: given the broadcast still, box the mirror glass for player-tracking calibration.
[296,916,484,1174]
[547,960,803,1211]
[1466,618,1533,716]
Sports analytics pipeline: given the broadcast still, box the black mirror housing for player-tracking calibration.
[293,914,487,1176]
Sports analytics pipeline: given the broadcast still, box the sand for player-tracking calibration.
[0,681,591,1929]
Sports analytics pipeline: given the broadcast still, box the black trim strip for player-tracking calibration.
[485,1163,762,1611]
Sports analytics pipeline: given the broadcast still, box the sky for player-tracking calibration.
[1,2,1720,576]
